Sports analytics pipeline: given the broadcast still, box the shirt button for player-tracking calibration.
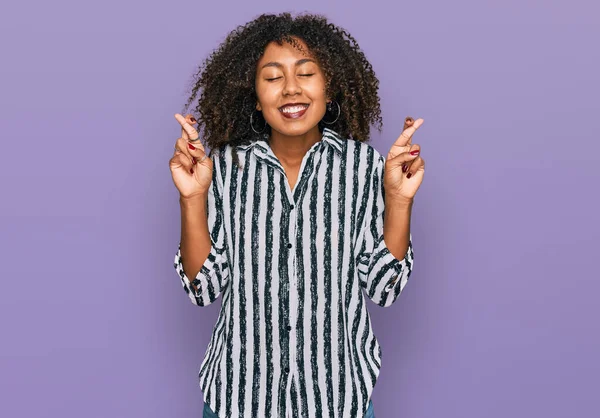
[290,204,295,210]
[284,367,290,373]
[287,243,292,249]
[287,325,292,331]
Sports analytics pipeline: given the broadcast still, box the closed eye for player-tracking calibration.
[266,74,314,81]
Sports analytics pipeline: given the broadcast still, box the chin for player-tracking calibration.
[274,123,318,136]
[267,117,323,138]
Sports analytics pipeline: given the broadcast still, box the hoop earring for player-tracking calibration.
[322,100,340,125]
[250,110,267,134]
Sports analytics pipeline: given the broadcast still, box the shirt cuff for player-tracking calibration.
[174,244,214,301]
[380,239,413,293]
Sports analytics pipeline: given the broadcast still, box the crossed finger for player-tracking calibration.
[398,118,424,146]
[174,113,200,142]
[175,136,208,166]
[173,114,209,170]
[387,117,424,160]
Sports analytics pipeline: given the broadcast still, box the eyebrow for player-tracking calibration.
[260,58,316,69]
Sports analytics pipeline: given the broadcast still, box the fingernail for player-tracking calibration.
[190,168,194,174]
[410,150,420,156]
[190,117,196,123]
[407,172,412,179]
[192,157,197,164]
[188,143,196,150]
[402,164,408,173]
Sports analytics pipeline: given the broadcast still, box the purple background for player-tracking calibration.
[1,1,598,417]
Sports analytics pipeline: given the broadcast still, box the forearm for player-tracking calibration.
[383,197,413,260]
[179,194,212,283]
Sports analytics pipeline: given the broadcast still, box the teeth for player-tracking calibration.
[281,105,308,113]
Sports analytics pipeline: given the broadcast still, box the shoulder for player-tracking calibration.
[207,144,233,185]
[354,139,384,159]
[208,142,249,180]
[211,139,259,160]
[209,143,231,158]
[325,127,385,165]
[343,138,386,169]
[209,143,238,166]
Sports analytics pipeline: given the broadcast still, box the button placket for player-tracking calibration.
[287,198,298,384]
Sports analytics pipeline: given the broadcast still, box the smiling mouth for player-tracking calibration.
[279,104,310,119]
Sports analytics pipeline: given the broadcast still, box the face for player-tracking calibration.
[255,38,328,138]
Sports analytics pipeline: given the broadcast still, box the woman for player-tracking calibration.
[170,12,425,418]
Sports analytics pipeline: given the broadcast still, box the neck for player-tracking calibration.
[268,125,322,166]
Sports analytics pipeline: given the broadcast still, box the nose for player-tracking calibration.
[282,76,301,96]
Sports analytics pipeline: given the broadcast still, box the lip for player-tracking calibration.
[279,103,310,119]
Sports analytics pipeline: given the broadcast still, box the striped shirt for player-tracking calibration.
[174,127,415,418]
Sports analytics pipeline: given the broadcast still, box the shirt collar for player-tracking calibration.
[235,127,344,156]
[321,127,344,155]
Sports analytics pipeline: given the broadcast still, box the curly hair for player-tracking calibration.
[181,12,383,156]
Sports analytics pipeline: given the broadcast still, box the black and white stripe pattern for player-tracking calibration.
[175,127,414,417]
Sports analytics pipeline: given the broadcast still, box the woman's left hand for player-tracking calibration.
[384,117,426,202]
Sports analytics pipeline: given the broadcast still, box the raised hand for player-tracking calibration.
[169,114,213,199]
[383,117,426,202]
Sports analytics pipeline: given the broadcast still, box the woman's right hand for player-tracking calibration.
[169,113,214,199]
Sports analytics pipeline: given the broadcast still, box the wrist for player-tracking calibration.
[179,193,208,207]
[386,195,414,209]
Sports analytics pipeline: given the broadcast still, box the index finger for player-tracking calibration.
[395,118,424,147]
[174,114,199,141]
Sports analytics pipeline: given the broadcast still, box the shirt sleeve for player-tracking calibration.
[174,149,231,306]
[355,155,415,308]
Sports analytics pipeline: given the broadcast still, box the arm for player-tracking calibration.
[174,151,231,306]
[356,155,415,307]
